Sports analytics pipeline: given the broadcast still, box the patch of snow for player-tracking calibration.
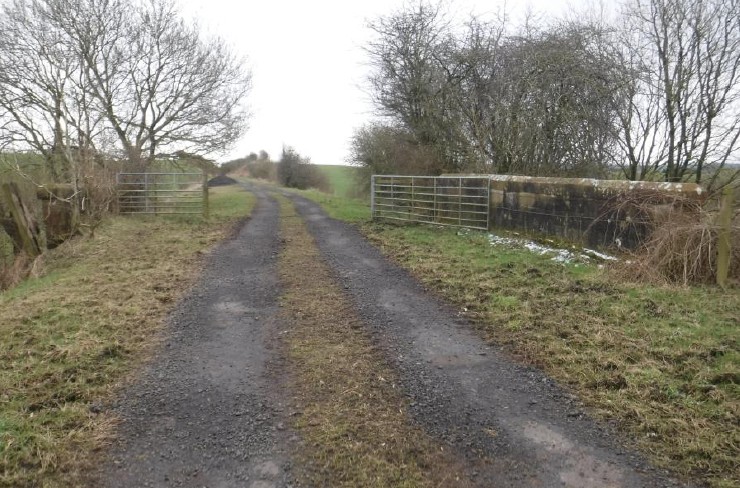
[582,248,617,261]
[482,232,618,265]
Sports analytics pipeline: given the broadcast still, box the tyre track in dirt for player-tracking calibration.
[98,186,293,488]
[284,191,694,488]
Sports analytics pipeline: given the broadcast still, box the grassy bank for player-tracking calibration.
[361,224,738,487]
[277,195,470,487]
[316,164,361,199]
[290,188,370,223]
[0,185,254,487]
[298,187,737,488]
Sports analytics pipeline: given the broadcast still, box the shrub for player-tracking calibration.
[615,190,739,285]
[276,147,329,191]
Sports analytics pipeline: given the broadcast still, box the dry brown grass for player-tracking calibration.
[627,209,739,285]
[600,189,738,285]
[276,195,471,488]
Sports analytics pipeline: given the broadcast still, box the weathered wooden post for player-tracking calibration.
[0,182,44,256]
[716,186,734,287]
[202,170,210,220]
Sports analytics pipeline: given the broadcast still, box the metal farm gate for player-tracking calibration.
[371,175,490,230]
[117,172,206,215]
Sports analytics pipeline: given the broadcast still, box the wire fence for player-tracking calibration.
[371,175,490,230]
[117,172,206,215]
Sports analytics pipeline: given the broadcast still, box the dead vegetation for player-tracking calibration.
[629,207,739,285]
[276,195,471,487]
[0,163,121,289]
[599,189,738,285]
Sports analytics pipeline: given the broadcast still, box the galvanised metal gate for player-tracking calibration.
[371,175,490,230]
[117,172,206,215]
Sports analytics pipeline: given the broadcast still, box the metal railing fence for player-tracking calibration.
[117,172,206,215]
[371,175,490,230]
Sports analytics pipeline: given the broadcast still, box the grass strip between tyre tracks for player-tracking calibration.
[0,185,255,487]
[275,194,472,488]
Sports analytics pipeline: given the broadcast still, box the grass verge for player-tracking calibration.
[359,222,738,488]
[0,185,255,487]
[286,188,370,223]
[229,175,370,223]
[276,195,470,487]
[315,164,361,198]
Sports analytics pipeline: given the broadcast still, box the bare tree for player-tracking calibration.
[617,0,740,188]
[51,0,251,169]
[364,4,624,178]
[0,0,85,181]
[365,3,468,170]
[451,18,623,177]
[0,0,251,178]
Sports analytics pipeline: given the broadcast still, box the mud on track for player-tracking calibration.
[98,185,293,488]
[284,191,693,488]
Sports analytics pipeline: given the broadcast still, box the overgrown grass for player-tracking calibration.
[0,185,254,487]
[359,223,738,488]
[276,195,470,487]
[315,164,361,198]
[230,174,370,223]
[289,188,370,223]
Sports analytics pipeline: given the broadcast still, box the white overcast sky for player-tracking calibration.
[179,0,582,165]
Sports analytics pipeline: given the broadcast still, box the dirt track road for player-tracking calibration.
[100,185,292,487]
[99,183,691,487]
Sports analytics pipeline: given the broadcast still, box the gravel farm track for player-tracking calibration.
[97,181,695,488]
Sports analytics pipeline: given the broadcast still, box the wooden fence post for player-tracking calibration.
[202,170,210,220]
[0,182,43,257]
[716,186,734,287]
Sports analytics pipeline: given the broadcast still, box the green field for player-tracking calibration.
[316,165,362,198]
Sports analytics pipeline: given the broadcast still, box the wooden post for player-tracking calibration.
[202,170,210,220]
[0,182,43,256]
[716,186,734,287]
